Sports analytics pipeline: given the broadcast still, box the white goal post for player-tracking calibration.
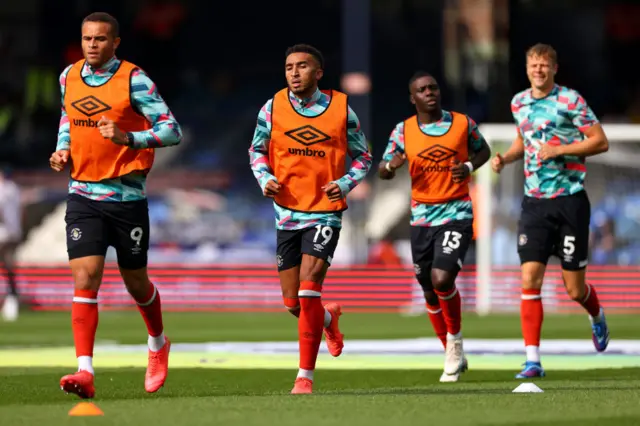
[475,124,640,315]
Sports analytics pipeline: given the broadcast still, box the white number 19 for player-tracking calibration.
[313,225,333,246]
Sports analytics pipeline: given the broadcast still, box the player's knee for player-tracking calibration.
[430,269,454,292]
[565,284,585,301]
[70,258,103,291]
[299,260,327,284]
[120,267,151,301]
[521,271,544,290]
[423,290,439,306]
[72,267,101,291]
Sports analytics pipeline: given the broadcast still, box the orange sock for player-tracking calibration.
[134,284,164,337]
[426,303,447,348]
[580,284,601,317]
[72,289,99,358]
[298,280,324,371]
[521,288,543,346]
[434,286,462,335]
[284,296,300,318]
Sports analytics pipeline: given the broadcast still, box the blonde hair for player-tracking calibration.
[526,43,557,65]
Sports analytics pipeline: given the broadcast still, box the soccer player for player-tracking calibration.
[49,12,182,398]
[378,71,491,382]
[249,44,372,394]
[491,43,610,379]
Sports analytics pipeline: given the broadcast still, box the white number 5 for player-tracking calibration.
[563,235,575,255]
[313,225,333,246]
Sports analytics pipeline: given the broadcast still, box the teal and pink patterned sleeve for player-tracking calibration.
[381,122,405,162]
[56,65,73,151]
[467,116,487,154]
[128,69,182,149]
[331,106,373,196]
[249,99,277,192]
[565,90,599,133]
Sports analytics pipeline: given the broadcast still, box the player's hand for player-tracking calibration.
[539,143,562,161]
[49,150,69,172]
[97,116,128,145]
[491,153,505,174]
[450,158,470,183]
[387,152,407,171]
[322,182,343,202]
[263,179,281,198]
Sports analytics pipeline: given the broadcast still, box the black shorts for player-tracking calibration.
[410,219,473,285]
[517,190,590,271]
[65,194,150,270]
[276,226,341,271]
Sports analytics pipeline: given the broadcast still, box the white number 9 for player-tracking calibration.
[130,227,144,246]
[313,225,333,246]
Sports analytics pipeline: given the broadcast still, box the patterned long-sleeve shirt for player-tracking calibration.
[249,88,372,230]
[57,57,182,202]
[511,84,599,199]
[382,111,486,227]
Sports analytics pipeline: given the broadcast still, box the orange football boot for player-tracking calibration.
[145,337,171,393]
[60,370,95,399]
[323,303,344,357]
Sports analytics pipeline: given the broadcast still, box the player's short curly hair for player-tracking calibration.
[526,43,557,64]
[82,12,119,38]
[285,44,324,69]
[408,70,434,91]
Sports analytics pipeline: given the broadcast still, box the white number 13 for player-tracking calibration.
[313,225,333,246]
[442,231,462,249]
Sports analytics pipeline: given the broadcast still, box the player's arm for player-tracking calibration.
[378,122,406,180]
[126,68,183,149]
[327,106,373,197]
[249,99,280,197]
[500,132,525,165]
[466,116,491,170]
[550,94,608,158]
[451,116,491,182]
[50,65,73,172]
[56,65,72,152]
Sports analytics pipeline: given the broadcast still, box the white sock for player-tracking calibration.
[589,307,604,324]
[447,332,462,341]
[77,356,94,375]
[148,332,166,352]
[525,345,540,363]
[297,368,314,381]
[323,309,332,328]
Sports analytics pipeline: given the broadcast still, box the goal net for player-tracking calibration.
[475,124,640,315]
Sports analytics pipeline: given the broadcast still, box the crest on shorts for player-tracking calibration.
[276,255,283,268]
[413,263,421,275]
[70,228,82,241]
[518,234,528,246]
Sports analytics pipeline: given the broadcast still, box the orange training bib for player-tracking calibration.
[404,112,470,204]
[65,59,154,182]
[270,88,349,212]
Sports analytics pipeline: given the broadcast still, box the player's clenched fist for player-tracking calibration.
[491,153,505,174]
[97,116,129,145]
[450,158,470,183]
[50,150,69,172]
[321,182,343,202]
[263,179,282,198]
[387,152,407,171]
